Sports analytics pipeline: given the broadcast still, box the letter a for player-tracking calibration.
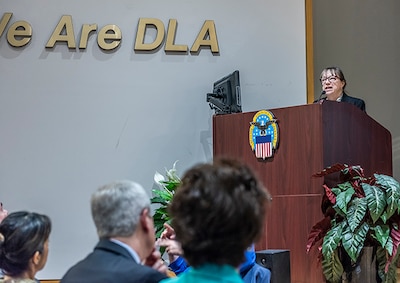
[191,20,219,53]
[46,15,76,49]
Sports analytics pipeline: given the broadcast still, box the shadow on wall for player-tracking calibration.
[393,136,400,178]
[393,136,400,162]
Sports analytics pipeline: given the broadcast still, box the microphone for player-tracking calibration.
[315,90,326,103]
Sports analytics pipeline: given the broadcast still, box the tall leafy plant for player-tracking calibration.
[306,163,400,283]
[150,161,181,238]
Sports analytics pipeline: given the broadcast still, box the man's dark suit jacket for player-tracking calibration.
[60,239,168,283]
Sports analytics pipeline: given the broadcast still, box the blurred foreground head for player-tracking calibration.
[170,158,271,268]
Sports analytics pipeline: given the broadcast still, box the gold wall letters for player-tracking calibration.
[134,18,219,53]
[0,13,219,54]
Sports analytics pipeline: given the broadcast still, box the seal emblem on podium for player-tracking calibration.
[249,110,279,160]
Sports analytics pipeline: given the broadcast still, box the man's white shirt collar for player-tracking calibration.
[110,238,141,264]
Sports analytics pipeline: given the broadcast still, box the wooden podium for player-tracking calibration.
[212,101,392,283]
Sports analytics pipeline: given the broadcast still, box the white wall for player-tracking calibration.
[0,0,307,279]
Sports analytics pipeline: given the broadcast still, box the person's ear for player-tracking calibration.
[140,208,152,232]
[32,251,41,266]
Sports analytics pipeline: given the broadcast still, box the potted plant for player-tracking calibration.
[306,163,400,283]
[150,161,181,238]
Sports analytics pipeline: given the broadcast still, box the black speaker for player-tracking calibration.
[255,249,290,283]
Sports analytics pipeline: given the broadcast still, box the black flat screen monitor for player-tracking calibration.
[206,70,242,115]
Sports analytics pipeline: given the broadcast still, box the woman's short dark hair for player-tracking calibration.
[0,211,52,277]
[170,158,270,268]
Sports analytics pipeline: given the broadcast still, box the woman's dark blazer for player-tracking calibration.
[314,93,366,112]
[341,93,366,112]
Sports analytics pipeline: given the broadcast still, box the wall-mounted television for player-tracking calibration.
[206,70,242,115]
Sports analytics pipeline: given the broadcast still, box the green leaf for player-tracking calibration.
[337,181,354,192]
[371,224,390,249]
[375,174,400,193]
[347,197,367,232]
[386,233,394,256]
[375,174,400,218]
[150,196,169,206]
[384,263,398,283]
[153,208,169,219]
[322,249,344,283]
[363,183,386,223]
[332,203,345,218]
[151,189,174,201]
[334,183,354,214]
[322,221,343,258]
[162,180,181,192]
[342,221,368,262]
[331,187,341,196]
[375,246,386,283]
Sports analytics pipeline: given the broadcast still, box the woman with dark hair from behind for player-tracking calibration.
[0,211,52,283]
[160,158,271,283]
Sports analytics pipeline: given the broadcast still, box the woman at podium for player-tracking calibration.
[317,66,366,112]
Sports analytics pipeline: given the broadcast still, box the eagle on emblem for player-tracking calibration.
[250,119,277,136]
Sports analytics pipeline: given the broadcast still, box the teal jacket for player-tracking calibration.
[161,264,243,283]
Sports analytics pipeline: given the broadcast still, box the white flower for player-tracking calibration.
[153,160,180,189]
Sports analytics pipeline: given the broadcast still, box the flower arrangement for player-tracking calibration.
[150,161,181,238]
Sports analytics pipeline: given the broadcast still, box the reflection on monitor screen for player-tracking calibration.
[206,70,242,115]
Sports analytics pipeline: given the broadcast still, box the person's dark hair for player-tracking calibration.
[169,158,271,268]
[0,211,52,277]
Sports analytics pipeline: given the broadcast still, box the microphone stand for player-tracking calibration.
[315,91,326,104]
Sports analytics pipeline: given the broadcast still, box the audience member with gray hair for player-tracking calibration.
[60,180,168,283]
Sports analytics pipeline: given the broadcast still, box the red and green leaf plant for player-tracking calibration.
[306,163,400,283]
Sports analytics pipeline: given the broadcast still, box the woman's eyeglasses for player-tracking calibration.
[320,76,338,84]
